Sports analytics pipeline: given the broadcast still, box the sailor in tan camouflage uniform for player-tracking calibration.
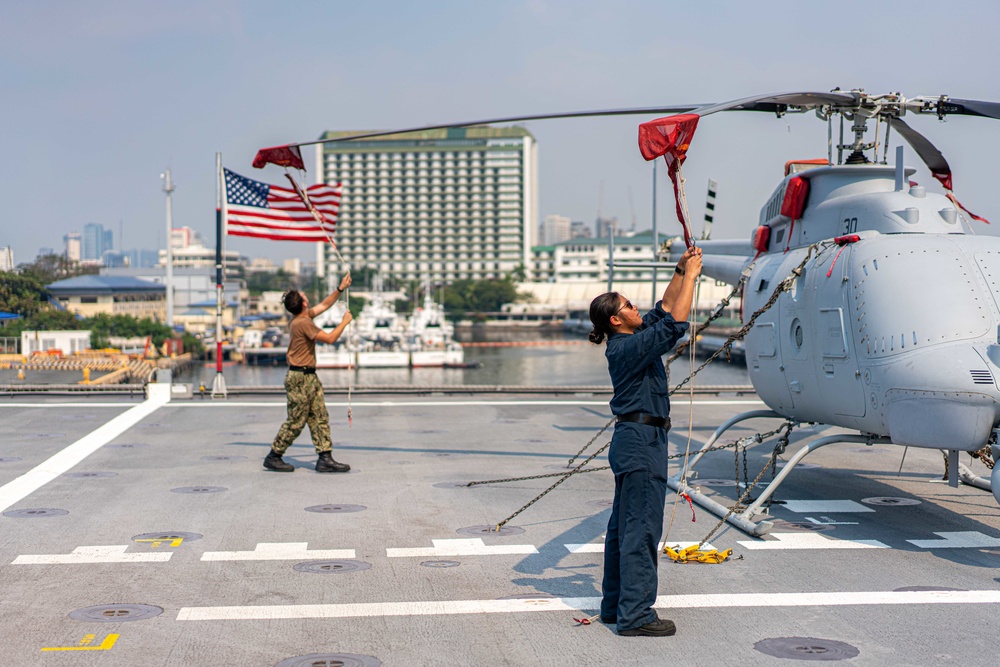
[264,272,353,473]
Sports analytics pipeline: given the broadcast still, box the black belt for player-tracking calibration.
[616,412,670,429]
[288,365,316,374]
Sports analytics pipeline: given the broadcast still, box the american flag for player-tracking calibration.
[224,168,340,242]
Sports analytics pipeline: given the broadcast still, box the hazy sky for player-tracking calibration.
[3,0,999,266]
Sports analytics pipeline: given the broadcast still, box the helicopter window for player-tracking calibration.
[774,229,785,245]
[873,259,879,270]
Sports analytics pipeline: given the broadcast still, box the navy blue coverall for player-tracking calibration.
[600,302,688,632]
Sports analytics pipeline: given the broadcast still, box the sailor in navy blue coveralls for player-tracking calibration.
[600,302,688,632]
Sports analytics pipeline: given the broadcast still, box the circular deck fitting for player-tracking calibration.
[861,496,921,507]
[424,452,458,458]
[132,531,203,544]
[293,559,371,574]
[0,457,22,463]
[420,560,460,568]
[107,443,146,449]
[139,423,169,429]
[387,460,413,466]
[200,455,248,462]
[851,447,884,454]
[433,482,473,489]
[304,504,367,514]
[3,507,69,518]
[543,464,578,471]
[25,433,66,439]
[774,460,822,470]
[170,486,227,494]
[517,438,555,444]
[274,653,381,667]
[588,500,615,508]
[754,637,859,661]
[456,525,525,537]
[893,586,967,592]
[63,471,118,478]
[410,429,446,434]
[69,604,163,623]
[225,431,252,436]
[693,479,738,487]
[769,520,834,533]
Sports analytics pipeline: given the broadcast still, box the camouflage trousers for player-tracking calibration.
[271,371,332,455]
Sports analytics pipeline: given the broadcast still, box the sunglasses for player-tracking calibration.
[615,300,635,315]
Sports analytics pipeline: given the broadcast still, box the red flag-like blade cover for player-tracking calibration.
[638,114,700,164]
[253,145,305,170]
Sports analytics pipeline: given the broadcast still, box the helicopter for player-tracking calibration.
[252,89,1000,535]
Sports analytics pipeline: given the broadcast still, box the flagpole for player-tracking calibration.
[212,152,228,398]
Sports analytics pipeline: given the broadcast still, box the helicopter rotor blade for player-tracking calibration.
[300,106,704,147]
[691,91,860,117]
[935,97,1000,120]
[889,117,952,190]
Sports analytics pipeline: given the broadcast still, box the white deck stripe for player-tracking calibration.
[176,589,1000,621]
[0,391,168,512]
[117,399,765,408]
[13,545,171,564]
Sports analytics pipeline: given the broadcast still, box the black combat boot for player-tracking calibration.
[263,449,294,472]
[316,451,350,473]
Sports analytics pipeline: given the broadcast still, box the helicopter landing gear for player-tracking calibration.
[668,409,892,537]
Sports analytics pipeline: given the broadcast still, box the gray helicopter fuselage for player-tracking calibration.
[703,164,1000,452]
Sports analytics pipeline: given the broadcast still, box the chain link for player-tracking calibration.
[485,245,828,531]
[696,421,796,548]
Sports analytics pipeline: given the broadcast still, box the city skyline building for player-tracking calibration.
[0,246,13,272]
[82,222,114,262]
[63,232,81,262]
[316,126,538,287]
[540,214,571,246]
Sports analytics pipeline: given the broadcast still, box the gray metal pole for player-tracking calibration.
[162,168,175,327]
[606,225,615,292]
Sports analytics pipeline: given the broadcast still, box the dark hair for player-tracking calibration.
[283,290,306,315]
[589,292,621,344]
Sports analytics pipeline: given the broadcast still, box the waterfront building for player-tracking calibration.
[283,258,301,275]
[47,275,166,321]
[0,246,13,272]
[523,230,739,316]
[101,266,246,333]
[316,126,538,286]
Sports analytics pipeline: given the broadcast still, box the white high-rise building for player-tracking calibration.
[316,126,538,285]
[540,214,571,246]
[0,246,13,272]
[64,232,82,262]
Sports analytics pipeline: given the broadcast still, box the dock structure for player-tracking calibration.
[0,387,997,665]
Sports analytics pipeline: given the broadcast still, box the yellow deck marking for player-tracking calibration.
[41,634,119,652]
[134,537,184,548]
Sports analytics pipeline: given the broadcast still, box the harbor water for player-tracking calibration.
[177,329,750,388]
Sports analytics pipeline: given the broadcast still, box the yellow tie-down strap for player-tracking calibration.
[663,543,733,564]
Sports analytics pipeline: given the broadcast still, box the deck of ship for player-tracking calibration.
[1,386,998,666]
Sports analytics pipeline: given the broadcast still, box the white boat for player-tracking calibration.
[407,284,464,367]
[354,279,410,368]
[314,302,355,369]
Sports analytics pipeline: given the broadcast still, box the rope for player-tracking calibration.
[486,242,829,530]
[285,168,355,425]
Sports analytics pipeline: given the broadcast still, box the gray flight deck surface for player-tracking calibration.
[1,388,998,666]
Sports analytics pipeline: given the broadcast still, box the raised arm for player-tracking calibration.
[310,271,352,318]
[316,310,353,345]
[660,247,702,322]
